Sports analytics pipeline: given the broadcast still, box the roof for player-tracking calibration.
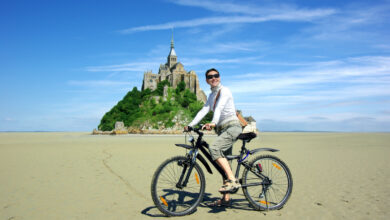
[169,47,176,56]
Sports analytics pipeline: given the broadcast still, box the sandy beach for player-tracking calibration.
[0,132,389,219]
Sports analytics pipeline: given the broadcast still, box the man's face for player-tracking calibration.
[206,70,220,87]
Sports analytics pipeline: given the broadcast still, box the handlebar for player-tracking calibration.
[185,125,204,135]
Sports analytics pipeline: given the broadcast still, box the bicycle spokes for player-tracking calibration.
[242,155,293,211]
[152,156,205,216]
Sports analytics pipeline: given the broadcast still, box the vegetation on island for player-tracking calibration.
[98,81,212,131]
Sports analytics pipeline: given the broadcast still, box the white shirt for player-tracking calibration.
[189,84,238,127]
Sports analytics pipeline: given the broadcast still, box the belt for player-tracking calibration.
[216,120,240,132]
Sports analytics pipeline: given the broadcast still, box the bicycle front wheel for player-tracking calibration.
[242,155,293,211]
[151,156,205,216]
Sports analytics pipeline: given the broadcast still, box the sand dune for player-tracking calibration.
[0,132,389,219]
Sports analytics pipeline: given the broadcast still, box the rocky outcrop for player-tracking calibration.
[93,121,128,135]
[93,113,257,135]
[92,119,216,135]
[113,121,128,134]
[92,129,114,135]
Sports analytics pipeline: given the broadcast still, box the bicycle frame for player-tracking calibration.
[175,128,279,189]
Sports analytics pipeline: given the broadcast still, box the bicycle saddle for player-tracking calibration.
[237,132,257,142]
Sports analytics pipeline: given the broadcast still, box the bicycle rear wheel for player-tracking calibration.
[242,155,293,210]
[151,156,205,216]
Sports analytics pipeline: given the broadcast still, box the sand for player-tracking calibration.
[0,132,389,219]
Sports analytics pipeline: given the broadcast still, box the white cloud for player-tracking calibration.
[169,0,263,15]
[287,3,390,45]
[227,56,390,94]
[181,57,245,66]
[86,61,161,72]
[119,8,335,33]
[193,41,267,54]
[170,0,337,17]
[190,24,243,42]
[68,80,133,87]
[227,55,390,127]
[179,56,269,68]
[2,117,14,122]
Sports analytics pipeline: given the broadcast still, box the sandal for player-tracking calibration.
[209,198,232,207]
[218,179,241,193]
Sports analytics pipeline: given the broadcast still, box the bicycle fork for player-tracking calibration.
[176,149,198,189]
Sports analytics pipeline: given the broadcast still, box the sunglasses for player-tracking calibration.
[206,73,220,79]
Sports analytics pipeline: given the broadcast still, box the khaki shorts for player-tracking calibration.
[209,122,242,161]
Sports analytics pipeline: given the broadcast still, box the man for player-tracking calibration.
[185,68,242,206]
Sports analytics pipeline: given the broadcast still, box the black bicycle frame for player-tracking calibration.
[176,129,278,188]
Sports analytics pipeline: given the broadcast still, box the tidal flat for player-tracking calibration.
[0,132,389,219]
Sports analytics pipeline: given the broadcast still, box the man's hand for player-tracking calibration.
[202,123,216,131]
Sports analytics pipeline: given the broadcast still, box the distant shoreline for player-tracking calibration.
[1,131,389,133]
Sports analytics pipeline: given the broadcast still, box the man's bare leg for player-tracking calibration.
[216,157,235,180]
[216,157,236,201]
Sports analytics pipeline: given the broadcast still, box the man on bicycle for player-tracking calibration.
[185,68,242,206]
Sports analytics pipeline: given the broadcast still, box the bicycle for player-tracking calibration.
[151,125,293,216]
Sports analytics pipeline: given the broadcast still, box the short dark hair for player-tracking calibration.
[205,68,219,78]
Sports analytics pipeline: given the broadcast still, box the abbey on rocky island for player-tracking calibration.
[141,38,207,103]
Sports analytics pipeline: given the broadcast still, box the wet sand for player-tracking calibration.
[0,132,389,219]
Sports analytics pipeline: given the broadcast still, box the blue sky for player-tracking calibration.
[1,0,390,132]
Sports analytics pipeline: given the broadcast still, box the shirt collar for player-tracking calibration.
[211,83,222,93]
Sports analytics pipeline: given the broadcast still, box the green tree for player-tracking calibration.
[176,81,186,93]
[141,88,152,98]
[154,80,170,96]
[189,101,203,117]
[98,82,208,131]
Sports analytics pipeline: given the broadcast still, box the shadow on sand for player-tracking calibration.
[141,192,263,217]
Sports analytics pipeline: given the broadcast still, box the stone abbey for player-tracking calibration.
[141,38,207,103]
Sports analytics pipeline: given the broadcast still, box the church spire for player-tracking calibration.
[171,30,174,49]
[167,31,177,68]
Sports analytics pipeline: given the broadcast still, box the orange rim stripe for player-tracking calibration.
[272,163,281,170]
[259,200,270,205]
[160,196,168,206]
[195,173,199,184]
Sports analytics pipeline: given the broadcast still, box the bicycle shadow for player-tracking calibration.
[199,193,258,214]
[141,192,260,217]
[141,206,167,218]
[141,191,213,217]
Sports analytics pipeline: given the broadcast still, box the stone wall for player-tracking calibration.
[142,71,158,91]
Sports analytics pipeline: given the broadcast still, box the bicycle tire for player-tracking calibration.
[151,156,206,216]
[242,155,293,211]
